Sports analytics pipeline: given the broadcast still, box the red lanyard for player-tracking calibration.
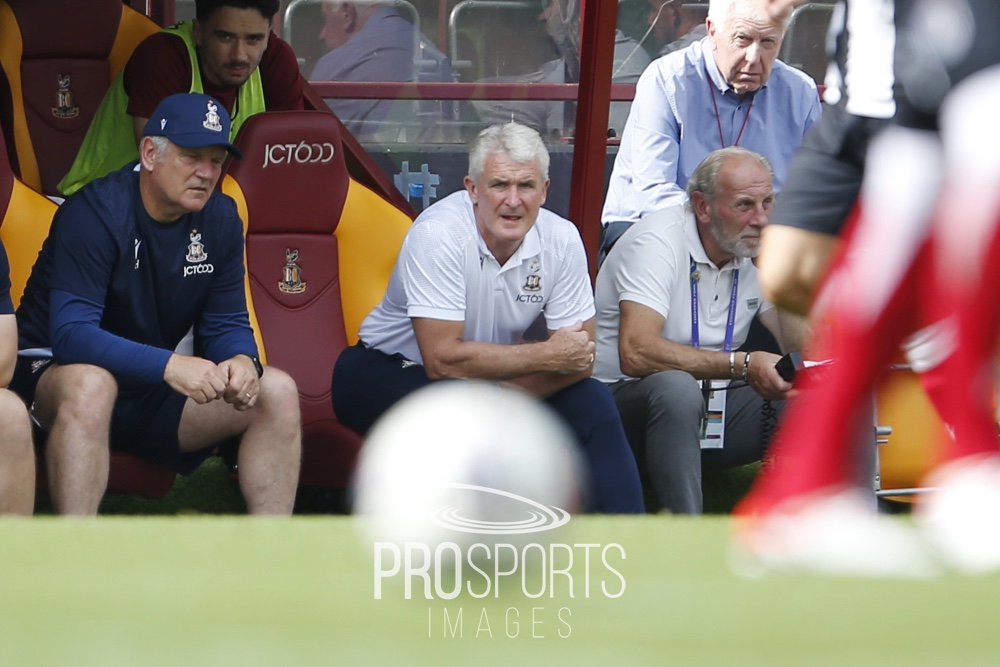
[707,76,754,148]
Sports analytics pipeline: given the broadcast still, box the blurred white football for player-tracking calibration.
[353,381,584,549]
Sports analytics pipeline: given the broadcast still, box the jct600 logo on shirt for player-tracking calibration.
[515,293,543,303]
[183,263,215,277]
[183,230,214,277]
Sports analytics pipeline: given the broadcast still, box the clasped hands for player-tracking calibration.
[163,353,260,411]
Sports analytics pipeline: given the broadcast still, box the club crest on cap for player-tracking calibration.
[203,101,223,133]
[142,93,241,159]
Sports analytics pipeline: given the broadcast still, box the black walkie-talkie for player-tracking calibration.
[775,351,804,382]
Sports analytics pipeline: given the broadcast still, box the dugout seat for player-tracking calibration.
[0,122,177,499]
[874,366,949,501]
[873,361,1000,502]
[222,110,412,489]
[0,0,159,196]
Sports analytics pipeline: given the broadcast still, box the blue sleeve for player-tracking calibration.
[806,87,823,133]
[627,64,688,214]
[199,310,257,364]
[50,289,172,385]
[196,207,257,363]
[0,243,13,315]
[48,195,118,304]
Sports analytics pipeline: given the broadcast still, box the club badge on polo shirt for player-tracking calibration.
[523,258,542,292]
[203,100,224,132]
[515,259,544,303]
[183,230,214,277]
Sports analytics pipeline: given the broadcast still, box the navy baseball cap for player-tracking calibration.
[142,92,242,159]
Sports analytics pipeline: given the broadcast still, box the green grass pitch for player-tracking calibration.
[1,515,998,666]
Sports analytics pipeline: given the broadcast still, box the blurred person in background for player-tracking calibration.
[474,0,651,139]
[646,0,707,56]
[311,0,454,141]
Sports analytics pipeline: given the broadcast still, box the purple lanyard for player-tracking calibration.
[707,75,754,148]
[690,257,739,352]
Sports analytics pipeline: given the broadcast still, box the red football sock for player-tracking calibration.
[936,223,1000,461]
[737,251,926,516]
[737,126,945,517]
[905,263,954,427]
[925,74,1000,464]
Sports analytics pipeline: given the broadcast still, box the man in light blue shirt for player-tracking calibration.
[600,0,822,259]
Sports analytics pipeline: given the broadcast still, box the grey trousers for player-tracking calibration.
[609,371,782,514]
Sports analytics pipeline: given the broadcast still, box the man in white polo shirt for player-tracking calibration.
[594,147,802,514]
[332,122,643,514]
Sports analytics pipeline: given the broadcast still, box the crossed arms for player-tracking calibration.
[412,317,597,398]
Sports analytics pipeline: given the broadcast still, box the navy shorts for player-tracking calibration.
[10,356,213,475]
[332,342,436,436]
[331,343,644,512]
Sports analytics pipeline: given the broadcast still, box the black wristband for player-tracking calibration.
[243,354,264,378]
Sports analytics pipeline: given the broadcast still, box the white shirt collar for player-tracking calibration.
[474,215,542,272]
[684,211,749,272]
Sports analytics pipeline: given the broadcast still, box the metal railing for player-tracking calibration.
[447,0,537,74]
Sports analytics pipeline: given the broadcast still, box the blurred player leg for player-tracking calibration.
[916,66,1000,573]
[739,125,943,515]
[730,126,946,577]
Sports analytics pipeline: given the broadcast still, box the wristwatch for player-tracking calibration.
[242,353,264,378]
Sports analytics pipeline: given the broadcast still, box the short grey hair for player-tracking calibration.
[468,123,550,182]
[148,135,171,162]
[708,0,737,24]
[686,146,773,205]
[708,0,784,28]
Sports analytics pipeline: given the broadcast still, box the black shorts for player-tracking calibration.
[771,103,891,236]
[10,356,213,475]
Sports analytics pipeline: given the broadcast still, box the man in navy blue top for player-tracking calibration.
[0,241,34,515]
[12,93,301,515]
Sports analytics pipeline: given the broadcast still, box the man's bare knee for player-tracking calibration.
[256,367,301,423]
[0,390,34,516]
[0,388,30,424]
[0,390,33,460]
[237,366,301,514]
[36,365,117,431]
